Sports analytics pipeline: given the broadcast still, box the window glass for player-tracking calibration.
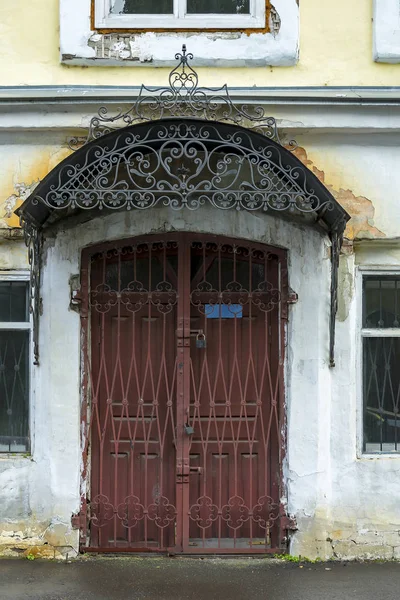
[0,281,30,453]
[186,0,250,14]
[196,257,265,291]
[113,0,174,14]
[105,254,178,291]
[0,330,30,452]
[363,275,400,453]
[0,282,28,322]
[363,337,400,453]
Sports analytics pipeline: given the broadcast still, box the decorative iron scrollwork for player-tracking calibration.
[42,122,327,215]
[189,494,281,534]
[70,45,296,151]
[21,216,42,365]
[89,494,177,530]
[17,47,350,366]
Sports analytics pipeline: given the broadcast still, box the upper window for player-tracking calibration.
[61,0,299,67]
[0,280,30,453]
[373,0,400,63]
[94,0,265,29]
[362,275,400,453]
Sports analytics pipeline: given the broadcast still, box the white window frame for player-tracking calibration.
[60,0,299,67]
[0,271,32,455]
[95,0,265,29]
[373,0,400,63]
[359,268,400,456]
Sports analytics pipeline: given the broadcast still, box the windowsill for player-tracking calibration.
[359,443,400,458]
[0,453,33,461]
[60,0,299,67]
[359,453,400,460]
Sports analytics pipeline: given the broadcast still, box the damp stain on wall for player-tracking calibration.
[0,147,73,230]
[293,146,386,241]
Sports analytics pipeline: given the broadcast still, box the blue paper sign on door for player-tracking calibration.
[205,304,243,318]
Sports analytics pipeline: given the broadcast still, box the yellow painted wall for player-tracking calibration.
[0,0,399,87]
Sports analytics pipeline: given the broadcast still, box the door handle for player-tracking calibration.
[189,466,203,474]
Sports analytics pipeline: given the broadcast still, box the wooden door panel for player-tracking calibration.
[89,243,178,550]
[186,240,282,551]
[87,235,285,553]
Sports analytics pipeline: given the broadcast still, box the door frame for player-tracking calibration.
[77,232,289,553]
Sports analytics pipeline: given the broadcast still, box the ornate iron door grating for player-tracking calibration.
[79,234,289,553]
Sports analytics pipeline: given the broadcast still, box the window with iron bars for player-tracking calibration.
[0,278,30,453]
[363,275,400,453]
[95,0,266,29]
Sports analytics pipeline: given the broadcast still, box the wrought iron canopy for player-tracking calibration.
[15,45,350,367]
[18,118,348,233]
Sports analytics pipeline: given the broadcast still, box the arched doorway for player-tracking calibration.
[81,233,287,553]
[16,51,350,551]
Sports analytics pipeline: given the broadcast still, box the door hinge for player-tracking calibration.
[71,511,86,531]
[281,515,298,532]
[287,288,298,305]
[70,274,83,313]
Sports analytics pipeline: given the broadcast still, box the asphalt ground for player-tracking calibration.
[1,556,400,600]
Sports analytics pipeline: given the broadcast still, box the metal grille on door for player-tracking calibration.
[80,234,288,553]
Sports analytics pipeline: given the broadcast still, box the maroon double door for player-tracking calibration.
[82,233,287,553]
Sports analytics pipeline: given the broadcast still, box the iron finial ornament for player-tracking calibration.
[69,44,296,151]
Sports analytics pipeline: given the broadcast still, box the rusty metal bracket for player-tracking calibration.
[71,511,86,531]
[281,515,298,533]
[287,288,298,304]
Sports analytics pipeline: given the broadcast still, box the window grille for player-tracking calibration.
[362,275,400,453]
[0,280,30,453]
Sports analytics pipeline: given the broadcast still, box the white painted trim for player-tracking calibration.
[60,0,299,67]
[95,0,265,29]
[373,0,400,63]
[0,271,30,281]
[3,87,400,102]
[0,323,31,331]
[356,266,400,272]
[355,266,364,458]
[356,266,400,458]
[362,328,400,337]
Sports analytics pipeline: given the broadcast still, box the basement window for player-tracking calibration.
[0,279,30,453]
[94,0,265,29]
[362,276,400,453]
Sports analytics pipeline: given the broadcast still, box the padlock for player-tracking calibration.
[196,332,206,349]
[185,424,194,435]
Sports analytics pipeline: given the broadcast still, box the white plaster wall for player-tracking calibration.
[2,111,400,558]
[2,204,400,559]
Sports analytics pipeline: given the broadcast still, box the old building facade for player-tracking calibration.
[1,0,400,560]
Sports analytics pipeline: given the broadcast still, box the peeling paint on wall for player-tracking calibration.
[0,146,73,230]
[1,182,40,229]
[293,147,386,241]
[0,519,78,560]
[291,511,400,561]
[337,249,355,322]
